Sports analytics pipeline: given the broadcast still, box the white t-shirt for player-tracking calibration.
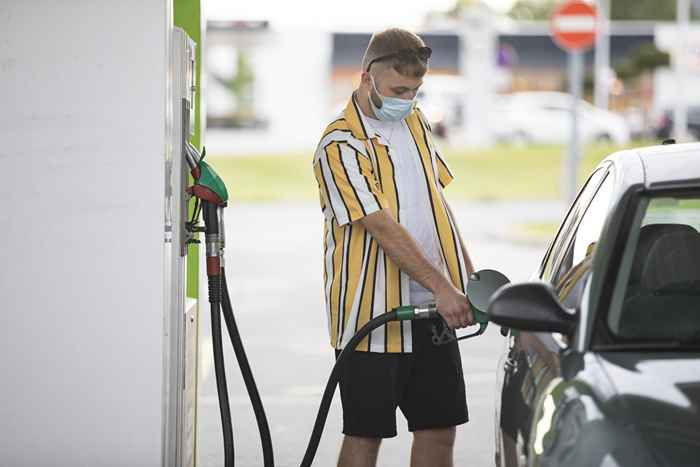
[363,116,445,306]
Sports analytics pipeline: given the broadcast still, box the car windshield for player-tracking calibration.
[605,193,700,346]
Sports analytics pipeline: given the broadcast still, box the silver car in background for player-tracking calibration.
[493,92,631,146]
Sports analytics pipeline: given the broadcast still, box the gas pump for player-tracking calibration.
[162,27,199,467]
[164,26,275,467]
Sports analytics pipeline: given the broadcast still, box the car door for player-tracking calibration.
[496,167,615,467]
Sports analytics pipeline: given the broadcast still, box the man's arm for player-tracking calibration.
[443,195,475,275]
[359,209,474,329]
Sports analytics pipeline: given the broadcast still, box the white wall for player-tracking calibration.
[0,1,169,465]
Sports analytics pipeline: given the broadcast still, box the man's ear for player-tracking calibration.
[360,70,371,87]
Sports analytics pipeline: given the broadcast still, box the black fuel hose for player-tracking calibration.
[221,269,275,467]
[210,298,235,467]
[299,309,430,467]
[203,200,235,467]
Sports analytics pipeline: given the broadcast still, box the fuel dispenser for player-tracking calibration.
[162,27,199,467]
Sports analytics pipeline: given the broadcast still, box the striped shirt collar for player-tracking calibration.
[343,92,416,141]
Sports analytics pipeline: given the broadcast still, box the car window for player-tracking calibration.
[540,168,608,282]
[552,173,615,286]
[606,194,700,342]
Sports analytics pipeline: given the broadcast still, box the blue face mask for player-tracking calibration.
[368,76,414,122]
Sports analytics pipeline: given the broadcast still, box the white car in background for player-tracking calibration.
[493,92,631,146]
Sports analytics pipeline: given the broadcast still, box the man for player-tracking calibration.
[312,28,476,467]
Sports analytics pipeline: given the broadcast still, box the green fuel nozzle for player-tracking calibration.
[393,270,511,346]
[458,269,510,341]
[391,269,510,342]
[394,304,439,321]
[185,142,228,205]
[183,142,229,300]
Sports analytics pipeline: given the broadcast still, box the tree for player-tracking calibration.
[611,1,676,21]
[614,43,670,81]
[508,0,556,20]
[446,0,481,16]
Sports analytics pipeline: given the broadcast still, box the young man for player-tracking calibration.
[312,28,476,467]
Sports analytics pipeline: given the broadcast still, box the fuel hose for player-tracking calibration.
[203,198,273,467]
[221,268,275,467]
[210,298,235,467]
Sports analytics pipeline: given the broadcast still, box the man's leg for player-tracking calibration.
[410,427,456,467]
[337,435,381,467]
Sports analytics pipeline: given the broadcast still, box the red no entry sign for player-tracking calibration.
[551,1,597,51]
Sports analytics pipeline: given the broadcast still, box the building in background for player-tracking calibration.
[205,14,696,154]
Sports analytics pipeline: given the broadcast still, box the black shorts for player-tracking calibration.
[335,320,468,438]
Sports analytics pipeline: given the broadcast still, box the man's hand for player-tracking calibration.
[359,210,475,329]
[433,281,475,329]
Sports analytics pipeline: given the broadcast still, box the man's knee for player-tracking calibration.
[413,426,456,448]
[344,434,382,452]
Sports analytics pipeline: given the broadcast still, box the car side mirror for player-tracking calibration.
[487,282,576,336]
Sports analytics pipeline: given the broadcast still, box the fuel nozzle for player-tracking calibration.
[185,142,229,206]
[394,304,438,321]
[184,142,229,303]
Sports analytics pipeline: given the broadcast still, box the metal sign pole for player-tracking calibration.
[566,50,584,202]
[594,0,610,109]
[674,0,690,142]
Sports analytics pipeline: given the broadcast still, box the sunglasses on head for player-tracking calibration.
[366,46,432,72]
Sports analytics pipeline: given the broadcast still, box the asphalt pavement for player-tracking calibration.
[196,200,564,467]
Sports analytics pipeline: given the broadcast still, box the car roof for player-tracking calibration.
[603,142,700,190]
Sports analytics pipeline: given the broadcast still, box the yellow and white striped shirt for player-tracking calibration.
[313,95,469,353]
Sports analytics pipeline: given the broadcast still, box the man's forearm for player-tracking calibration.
[358,210,452,294]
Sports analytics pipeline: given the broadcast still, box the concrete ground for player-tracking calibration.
[196,201,564,467]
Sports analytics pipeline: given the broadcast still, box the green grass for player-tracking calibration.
[209,142,655,203]
[439,143,631,200]
[209,152,315,202]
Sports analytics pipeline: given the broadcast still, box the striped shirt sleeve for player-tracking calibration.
[314,142,388,226]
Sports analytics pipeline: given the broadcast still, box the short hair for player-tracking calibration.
[361,28,428,78]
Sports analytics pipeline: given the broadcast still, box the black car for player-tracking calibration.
[654,107,700,140]
[488,143,700,467]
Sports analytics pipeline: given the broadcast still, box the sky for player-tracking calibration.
[207,0,518,30]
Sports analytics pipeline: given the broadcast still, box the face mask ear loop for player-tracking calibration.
[369,75,383,110]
